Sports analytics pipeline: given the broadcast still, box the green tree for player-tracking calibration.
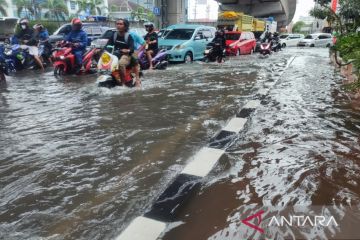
[0,0,8,16]
[14,0,35,18]
[311,0,360,34]
[131,6,154,22]
[292,21,306,33]
[42,0,69,21]
[77,0,106,15]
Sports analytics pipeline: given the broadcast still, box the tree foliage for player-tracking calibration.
[131,6,155,22]
[292,21,306,33]
[0,0,8,16]
[42,0,69,21]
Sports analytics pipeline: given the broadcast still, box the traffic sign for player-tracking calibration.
[153,7,161,16]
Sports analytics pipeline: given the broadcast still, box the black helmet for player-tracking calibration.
[144,22,154,31]
[19,18,29,28]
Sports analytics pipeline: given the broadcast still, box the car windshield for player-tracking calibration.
[165,29,195,40]
[305,35,314,39]
[280,35,288,39]
[225,33,241,40]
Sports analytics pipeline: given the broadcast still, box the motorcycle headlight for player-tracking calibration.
[60,56,65,60]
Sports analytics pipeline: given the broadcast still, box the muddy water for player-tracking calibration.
[0,53,292,239]
[162,49,360,240]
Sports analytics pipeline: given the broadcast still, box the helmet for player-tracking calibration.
[144,22,154,31]
[19,18,29,25]
[33,23,43,31]
[71,18,82,26]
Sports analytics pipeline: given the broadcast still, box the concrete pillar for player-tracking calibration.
[156,0,187,28]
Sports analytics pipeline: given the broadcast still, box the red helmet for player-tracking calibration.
[71,18,82,26]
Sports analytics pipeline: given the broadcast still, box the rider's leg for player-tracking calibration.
[118,55,131,84]
[29,46,44,70]
[73,50,83,73]
[146,50,154,69]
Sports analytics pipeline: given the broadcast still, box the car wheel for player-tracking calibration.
[310,44,315,47]
[282,43,286,48]
[326,43,331,48]
[184,52,193,63]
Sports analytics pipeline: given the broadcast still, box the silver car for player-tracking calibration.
[297,33,333,48]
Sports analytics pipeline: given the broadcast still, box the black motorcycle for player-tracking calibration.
[203,42,226,63]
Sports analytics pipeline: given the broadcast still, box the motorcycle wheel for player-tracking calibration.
[54,65,65,76]
[0,72,5,81]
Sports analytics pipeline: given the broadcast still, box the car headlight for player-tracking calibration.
[175,44,185,50]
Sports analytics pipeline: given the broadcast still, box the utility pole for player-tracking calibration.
[194,0,198,20]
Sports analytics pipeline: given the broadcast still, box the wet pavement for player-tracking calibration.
[0,48,359,240]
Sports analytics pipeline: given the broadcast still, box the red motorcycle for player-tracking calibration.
[52,42,99,76]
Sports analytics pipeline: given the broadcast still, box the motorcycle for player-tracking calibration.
[138,48,168,70]
[259,39,281,56]
[52,42,98,76]
[0,44,16,81]
[203,42,226,63]
[97,48,139,88]
[4,44,37,70]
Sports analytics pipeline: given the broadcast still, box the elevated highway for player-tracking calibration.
[216,0,297,28]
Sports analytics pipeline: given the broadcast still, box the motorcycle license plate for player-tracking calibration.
[204,50,210,54]
[98,75,109,82]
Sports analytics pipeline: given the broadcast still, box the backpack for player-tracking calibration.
[113,31,130,45]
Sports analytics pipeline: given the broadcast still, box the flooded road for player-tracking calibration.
[0,48,359,239]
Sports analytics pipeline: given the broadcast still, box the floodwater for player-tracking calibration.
[0,48,359,240]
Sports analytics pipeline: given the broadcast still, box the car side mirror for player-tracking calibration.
[194,36,201,40]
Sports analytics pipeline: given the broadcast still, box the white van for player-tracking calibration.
[297,33,333,47]
[279,34,304,47]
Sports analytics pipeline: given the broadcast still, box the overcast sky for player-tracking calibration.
[293,0,315,21]
[188,0,315,22]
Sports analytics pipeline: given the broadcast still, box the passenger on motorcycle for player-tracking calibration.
[144,22,158,70]
[106,18,135,86]
[14,18,44,70]
[63,18,88,74]
[129,30,146,86]
[33,24,52,64]
[211,30,226,62]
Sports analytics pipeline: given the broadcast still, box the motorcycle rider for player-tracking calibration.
[64,18,88,74]
[33,23,52,64]
[211,29,226,62]
[272,32,281,51]
[106,18,136,86]
[144,22,158,70]
[14,18,44,70]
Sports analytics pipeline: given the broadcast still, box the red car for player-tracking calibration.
[225,31,257,56]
